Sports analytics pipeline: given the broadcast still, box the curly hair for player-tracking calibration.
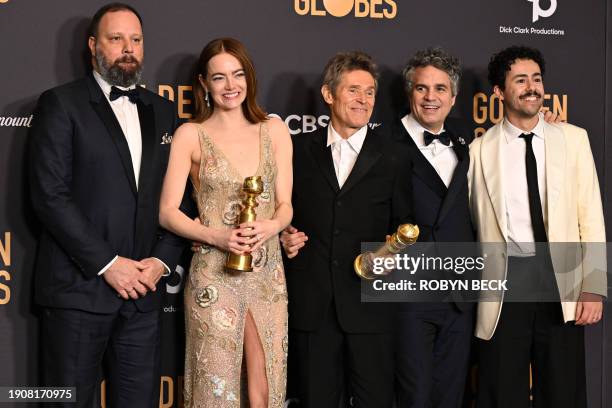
[488,46,546,90]
[322,51,379,96]
[402,47,461,96]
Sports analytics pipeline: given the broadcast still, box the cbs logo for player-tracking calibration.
[294,0,397,19]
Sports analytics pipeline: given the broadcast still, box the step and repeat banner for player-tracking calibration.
[0,0,610,407]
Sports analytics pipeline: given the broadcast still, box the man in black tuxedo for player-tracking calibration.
[392,48,475,408]
[29,4,185,407]
[281,52,412,408]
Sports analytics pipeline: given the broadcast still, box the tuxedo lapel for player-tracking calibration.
[481,124,507,239]
[338,127,383,197]
[398,123,446,198]
[310,129,340,194]
[136,95,156,198]
[450,134,469,161]
[87,76,138,195]
[437,136,469,224]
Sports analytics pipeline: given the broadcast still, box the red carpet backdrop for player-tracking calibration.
[0,0,611,406]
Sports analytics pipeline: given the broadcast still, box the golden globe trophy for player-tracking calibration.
[225,176,264,272]
[354,224,420,280]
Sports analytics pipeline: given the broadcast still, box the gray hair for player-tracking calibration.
[402,47,461,96]
[322,51,378,96]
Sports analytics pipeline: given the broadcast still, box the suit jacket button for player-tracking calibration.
[336,201,342,207]
[334,229,340,236]
[332,260,339,267]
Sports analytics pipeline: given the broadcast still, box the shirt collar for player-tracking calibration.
[93,70,136,100]
[502,113,545,144]
[326,123,368,153]
[401,113,446,147]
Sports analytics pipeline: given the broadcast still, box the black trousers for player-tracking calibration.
[395,305,474,408]
[476,258,586,408]
[287,303,394,408]
[40,301,161,408]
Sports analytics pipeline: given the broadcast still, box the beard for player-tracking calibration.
[96,48,143,87]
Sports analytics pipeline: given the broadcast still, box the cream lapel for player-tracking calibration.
[543,122,565,232]
[481,123,508,240]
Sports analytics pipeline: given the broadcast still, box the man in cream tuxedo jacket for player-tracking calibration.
[468,46,606,408]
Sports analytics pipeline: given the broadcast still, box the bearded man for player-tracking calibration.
[29,3,186,407]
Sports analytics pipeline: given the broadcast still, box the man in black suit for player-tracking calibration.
[393,48,475,408]
[29,3,185,407]
[281,51,412,408]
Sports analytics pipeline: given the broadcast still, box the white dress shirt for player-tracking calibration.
[401,114,458,187]
[326,124,367,188]
[93,71,169,276]
[93,70,142,188]
[502,114,547,256]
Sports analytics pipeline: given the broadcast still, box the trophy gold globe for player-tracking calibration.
[354,223,420,280]
[225,176,264,272]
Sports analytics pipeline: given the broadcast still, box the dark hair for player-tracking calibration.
[488,45,546,90]
[192,38,267,124]
[321,51,379,96]
[402,47,461,96]
[88,3,143,38]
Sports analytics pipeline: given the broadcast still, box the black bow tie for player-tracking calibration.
[424,130,451,146]
[109,86,139,103]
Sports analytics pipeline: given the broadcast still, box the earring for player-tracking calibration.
[205,92,210,108]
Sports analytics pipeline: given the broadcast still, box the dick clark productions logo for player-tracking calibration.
[527,0,557,22]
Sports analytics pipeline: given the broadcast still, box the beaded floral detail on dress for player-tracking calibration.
[184,122,288,408]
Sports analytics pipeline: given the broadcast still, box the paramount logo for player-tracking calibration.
[0,115,33,127]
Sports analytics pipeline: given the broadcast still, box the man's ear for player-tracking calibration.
[493,85,504,101]
[88,36,96,58]
[321,85,334,105]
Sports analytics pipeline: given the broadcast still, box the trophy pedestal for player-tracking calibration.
[226,253,254,272]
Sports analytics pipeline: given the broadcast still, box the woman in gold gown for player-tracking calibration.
[159,38,293,408]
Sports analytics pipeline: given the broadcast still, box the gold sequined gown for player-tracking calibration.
[184,122,288,407]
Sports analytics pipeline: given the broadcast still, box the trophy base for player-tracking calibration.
[354,254,374,280]
[225,253,254,273]
[225,266,253,273]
